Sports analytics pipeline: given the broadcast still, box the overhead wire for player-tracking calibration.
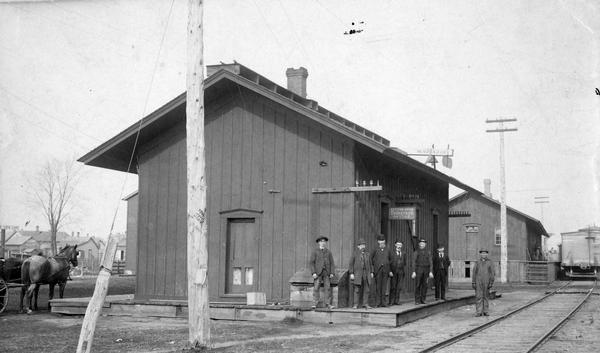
[106,0,177,235]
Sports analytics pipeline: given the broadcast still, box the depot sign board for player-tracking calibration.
[389,207,416,220]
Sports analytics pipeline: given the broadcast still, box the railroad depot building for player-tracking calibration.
[448,179,549,282]
[79,62,479,303]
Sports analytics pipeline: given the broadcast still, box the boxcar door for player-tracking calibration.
[226,218,258,294]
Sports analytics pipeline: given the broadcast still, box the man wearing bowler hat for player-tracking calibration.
[348,238,373,309]
[472,249,495,316]
[433,244,451,300]
[411,238,433,304]
[371,235,392,307]
[309,235,335,309]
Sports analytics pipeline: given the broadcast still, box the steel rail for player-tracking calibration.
[526,280,597,352]
[419,281,573,353]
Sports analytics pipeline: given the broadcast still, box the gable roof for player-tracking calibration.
[450,191,549,237]
[18,230,72,243]
[78,62,481,195]
[5,233,34,246]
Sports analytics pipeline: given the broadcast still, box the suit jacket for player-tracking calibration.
[371,247,392,273]
[309,247,335,276]
[390,250,406,277]
[348,248,373,286]
[432,252,451,276]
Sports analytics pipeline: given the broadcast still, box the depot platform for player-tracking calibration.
[50,289,480,327]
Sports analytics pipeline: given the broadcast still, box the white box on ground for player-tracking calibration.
[247,292,266,305]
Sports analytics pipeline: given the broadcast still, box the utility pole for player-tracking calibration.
[186,0,210,348]
[534,196,550,223]
[486,118,517,283]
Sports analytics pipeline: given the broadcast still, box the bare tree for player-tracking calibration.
[29,159,79,255]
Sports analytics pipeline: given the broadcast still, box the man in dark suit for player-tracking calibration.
[348,238,373,309]
[432,244,451,300]
[411,238,433,304]
[371,235,392,307]
[389,240,407,305]
[309,235,335,309]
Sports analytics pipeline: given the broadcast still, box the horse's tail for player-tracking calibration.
[21,260,31,285]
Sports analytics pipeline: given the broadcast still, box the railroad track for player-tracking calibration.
[421,280,597,353]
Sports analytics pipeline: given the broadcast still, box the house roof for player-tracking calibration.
[78,62,482,195]
[5,233,34,246]
[18,230,72,243]
[450,191,549,237]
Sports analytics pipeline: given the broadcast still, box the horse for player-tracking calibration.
[19,244,78,314]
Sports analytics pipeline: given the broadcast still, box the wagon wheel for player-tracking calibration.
[0,278,8,314]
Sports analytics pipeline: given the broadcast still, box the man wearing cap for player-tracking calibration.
[348,238,374,309]
[389,240,407,305]
[309,236,335,309]
[411,238,434,304]
[472,249,495,316]
[371,235,393,307]
[432,244,451,300]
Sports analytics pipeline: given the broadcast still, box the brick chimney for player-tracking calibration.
[36,225,39,232]
[483,179,492,198]
[77,231,80,237]
[285,67,308,98]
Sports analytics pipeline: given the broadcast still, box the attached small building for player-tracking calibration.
[79,63,479,303]
[448,181,549,282]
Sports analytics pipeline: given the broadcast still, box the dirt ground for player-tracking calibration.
[0,279,597,352]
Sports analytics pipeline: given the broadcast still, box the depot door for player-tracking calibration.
[226,218,258,294]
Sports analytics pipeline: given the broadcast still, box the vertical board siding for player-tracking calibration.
[136,123,187,300]
[449,195,530,271]
[137,89,357,301]
[353,146,450,295]
[205,90,354,301]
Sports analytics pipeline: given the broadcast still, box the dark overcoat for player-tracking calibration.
[371,247,392,273]
[348,248,373,286]
[390,250,406,277]
[432,253,451,276]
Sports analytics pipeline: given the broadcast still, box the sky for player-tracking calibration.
[0,0,598,247]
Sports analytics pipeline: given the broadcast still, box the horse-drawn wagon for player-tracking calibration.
[0,245,79,314]
[0,257,24,314]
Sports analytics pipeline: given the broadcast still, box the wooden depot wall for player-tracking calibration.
[353,145,450,295]
[134,84,451,302]
[448,195,529,264]
[134,87,355,301]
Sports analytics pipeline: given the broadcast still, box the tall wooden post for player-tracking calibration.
[186,0,210,348]
[76,234,119,353]
[486,118,517,283]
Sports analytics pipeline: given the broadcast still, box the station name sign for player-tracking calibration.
[390,206,416,220]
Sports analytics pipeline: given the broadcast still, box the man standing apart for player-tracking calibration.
[389,240,406,305]
[309,235,335,309]
[371,235,393,307]
[433,244,451,300]
[411,238,433,304]
[472,249,495,316]
[348,238,373,309]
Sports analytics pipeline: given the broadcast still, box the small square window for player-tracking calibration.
[495,228,501,246]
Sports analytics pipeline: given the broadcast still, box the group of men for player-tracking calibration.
[310,235,495,316]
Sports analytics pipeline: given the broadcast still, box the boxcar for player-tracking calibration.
[561,226,600,278]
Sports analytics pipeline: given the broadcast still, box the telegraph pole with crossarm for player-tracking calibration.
[486,118,517,283]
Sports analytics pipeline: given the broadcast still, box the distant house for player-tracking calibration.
[66,236,102,270]
[5,231,38,258]
[79,62,480,303]
[448,180,549,282]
